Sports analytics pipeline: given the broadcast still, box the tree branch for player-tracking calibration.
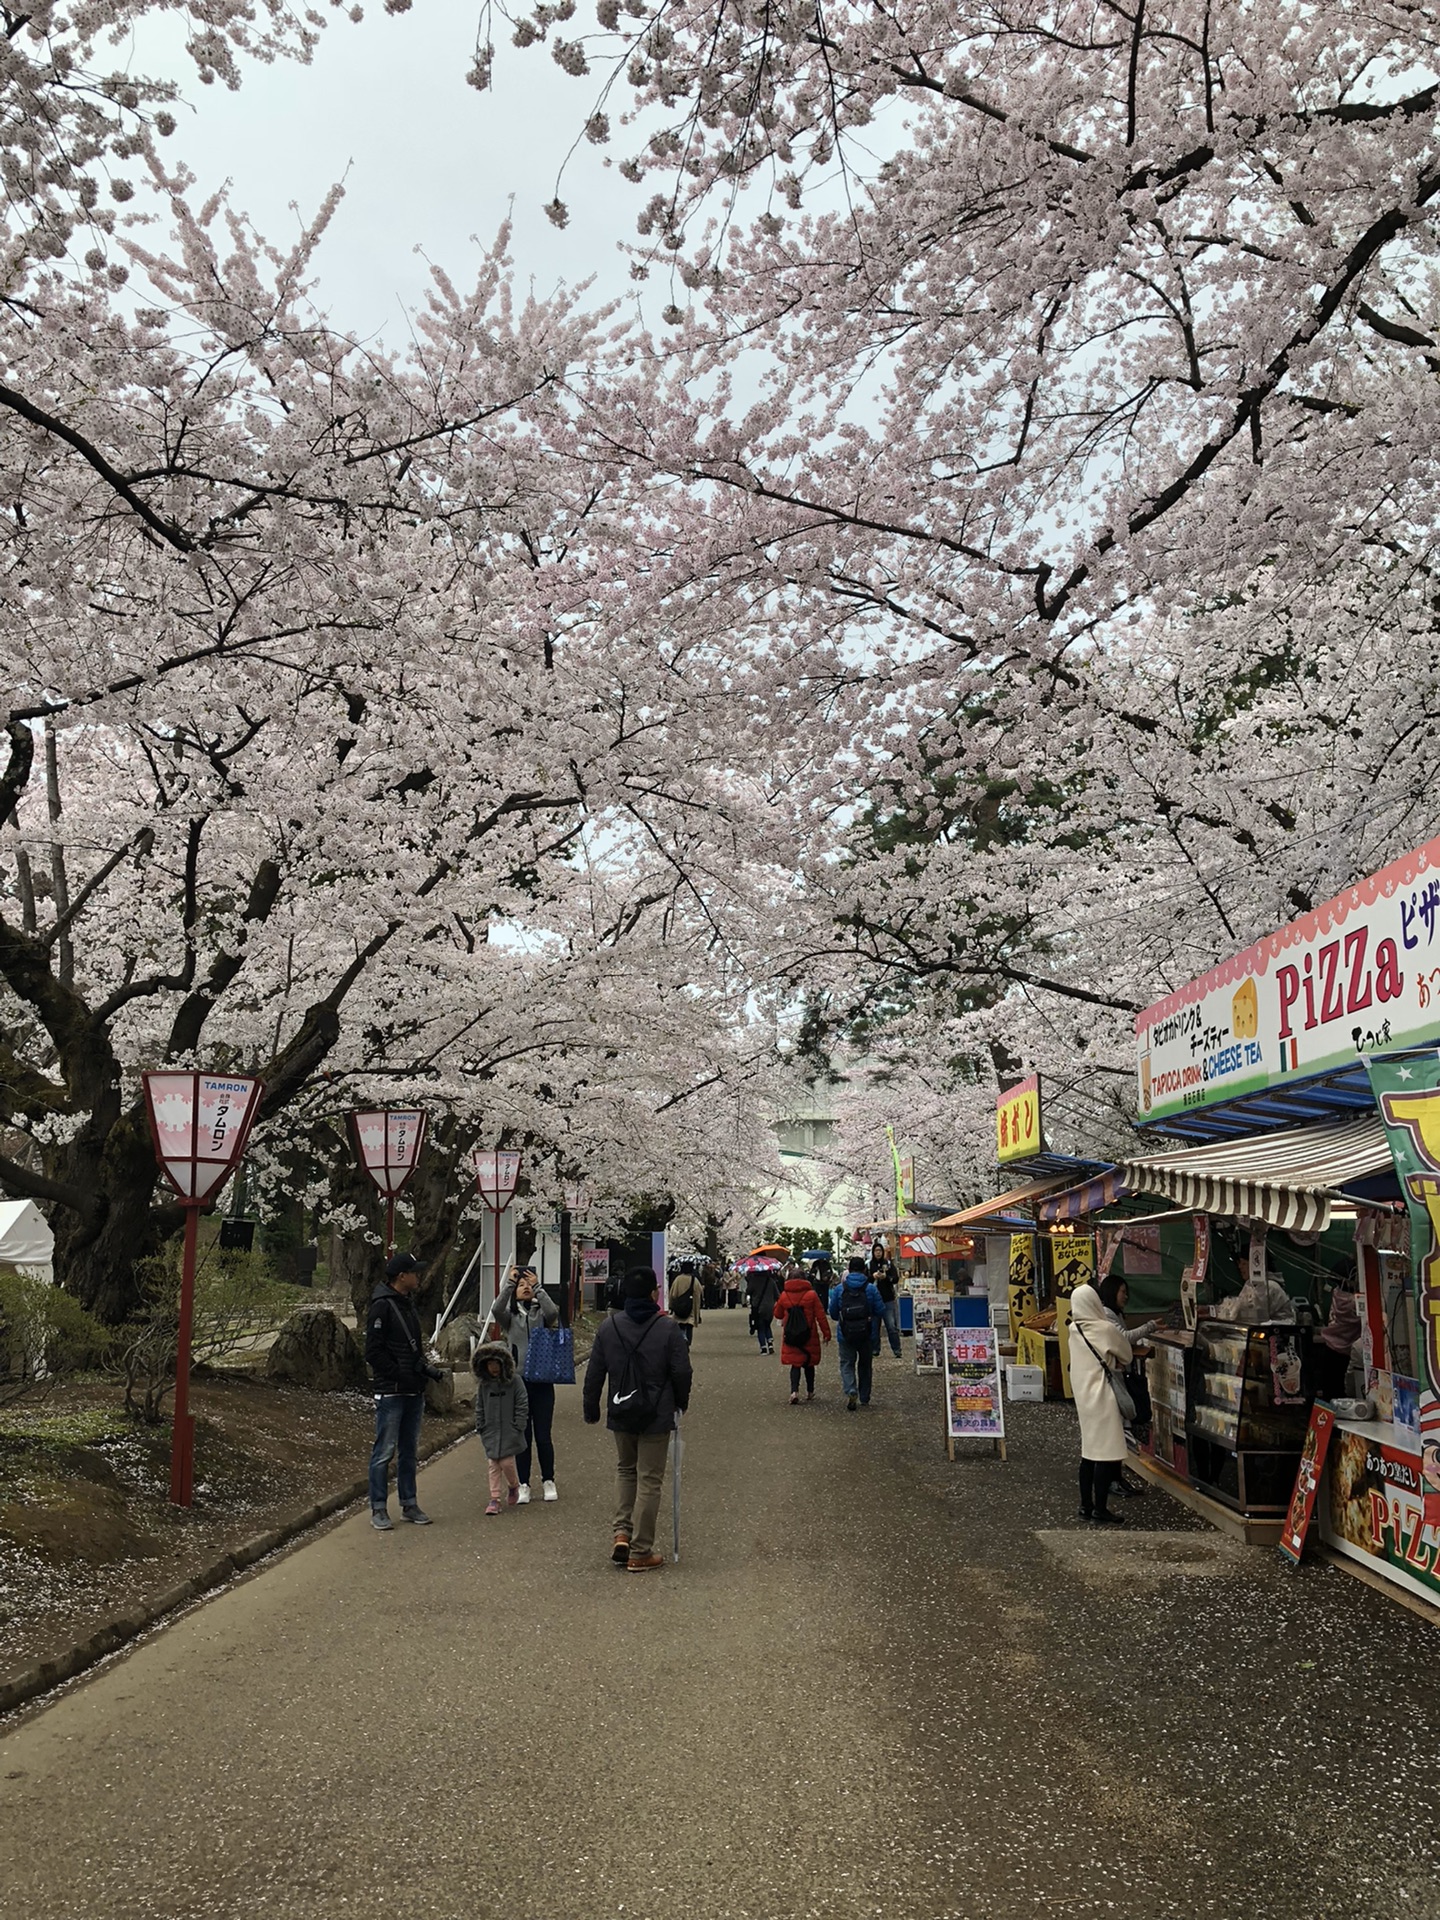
[0,382,195,553]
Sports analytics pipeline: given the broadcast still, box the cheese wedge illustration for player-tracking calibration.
[1232,977,1258,1040]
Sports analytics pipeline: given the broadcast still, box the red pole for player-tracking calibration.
[170,1203,200,1507]
[492,1202,501,1318]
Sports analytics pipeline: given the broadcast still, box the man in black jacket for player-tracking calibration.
[365,1252,438,1530]
[583,1268,692,1572]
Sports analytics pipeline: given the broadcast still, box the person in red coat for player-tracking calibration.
[773,1265,832,1404]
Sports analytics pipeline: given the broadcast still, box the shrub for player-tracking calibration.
[119,1244,299,1423]
[0,1268,111,1407]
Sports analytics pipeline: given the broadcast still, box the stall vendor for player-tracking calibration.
[1312,1271,1361,1402]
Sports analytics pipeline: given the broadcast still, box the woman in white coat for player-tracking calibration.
[1068,1280,1133,1525]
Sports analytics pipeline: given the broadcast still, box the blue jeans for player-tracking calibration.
[369,1393,424,1511]
[874,1298,901,1358]
[837,1338,873,1404]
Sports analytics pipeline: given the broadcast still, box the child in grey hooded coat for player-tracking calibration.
[472,1339,529,1515]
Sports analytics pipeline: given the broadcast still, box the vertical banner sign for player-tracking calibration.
[1007,1234,1037,1342]
[1050,1235,1095,1298]
[652,1229,669,1311]
[1192,1214,1211,1290]
[1366,1053,1440,1526]
[1097,1227,1122,1280]
[1279,1402,1337,1567]
[1248,1225,1269,1287]
[996,1075,1043,1164]
[1050,1235,1092,1403]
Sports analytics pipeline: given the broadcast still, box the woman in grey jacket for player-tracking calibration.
[492,1266,562,1503]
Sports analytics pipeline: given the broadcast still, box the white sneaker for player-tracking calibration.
[516,1484,531,1505]
[542,1480,558,1502]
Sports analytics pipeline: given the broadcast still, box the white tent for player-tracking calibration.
[0,1198,55,1285]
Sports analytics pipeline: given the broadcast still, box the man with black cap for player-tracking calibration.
[365,1251,441,1530]
[583,1267,692,1571]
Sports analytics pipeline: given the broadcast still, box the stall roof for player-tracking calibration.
[929,1173,1075,1229]
[1097,1115,1396,1233]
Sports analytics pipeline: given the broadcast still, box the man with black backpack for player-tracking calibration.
[583,1268,693,1571]
[828,1256,886,1412]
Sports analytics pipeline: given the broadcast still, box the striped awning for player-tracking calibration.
[929,1174,1074,1228]
[1113,1115,1394,1233]
[1038,1170,1126,1224]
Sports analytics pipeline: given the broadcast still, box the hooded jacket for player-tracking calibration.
[365,1280,428,1396]
[775,1272,830,1367]
[472,1340,530,1459]
[1068,1282,1132,1463]
[583,1300,692,1435]
[829,1272,884,1346]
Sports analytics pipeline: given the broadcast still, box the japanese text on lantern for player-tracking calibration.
[996,1076,1042,1165]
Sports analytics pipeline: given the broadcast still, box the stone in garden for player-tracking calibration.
[434,1313,480,1364]
[423,1371,456,1415]
[264,1308,366,1392]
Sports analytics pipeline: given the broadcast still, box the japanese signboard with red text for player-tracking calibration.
[996,1075,1043,1163]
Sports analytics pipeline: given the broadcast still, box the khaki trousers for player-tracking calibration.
[612,1429,671,1554]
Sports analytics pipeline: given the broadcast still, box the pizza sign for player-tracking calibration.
[1137,833,1440,1121]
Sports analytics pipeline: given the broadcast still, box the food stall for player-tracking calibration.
[1035,832,1440,1592]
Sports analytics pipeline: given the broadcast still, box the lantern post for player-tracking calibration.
[473,1148,522,1319]
[142,1071,264,1507]
[348,1109,428,1253]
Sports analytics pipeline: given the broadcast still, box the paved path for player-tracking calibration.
[3,1312,1439,1920]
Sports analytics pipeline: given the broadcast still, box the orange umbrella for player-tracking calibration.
[747,1243,791,1257]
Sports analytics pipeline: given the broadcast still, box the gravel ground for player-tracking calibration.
[0,1377,399,1678]
[0,1311,1436,1920]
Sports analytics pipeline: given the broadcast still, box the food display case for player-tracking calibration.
[1185,1322,1310,1514]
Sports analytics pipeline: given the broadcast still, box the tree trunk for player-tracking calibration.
[47,1110,165,1323]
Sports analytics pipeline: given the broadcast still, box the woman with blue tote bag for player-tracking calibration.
[493,1266,571,1503]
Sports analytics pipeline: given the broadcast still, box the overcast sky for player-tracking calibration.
[134,8,647,339]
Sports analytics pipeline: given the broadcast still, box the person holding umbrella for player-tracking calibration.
[583,1268,692,1572]
[744,1258,783,1354]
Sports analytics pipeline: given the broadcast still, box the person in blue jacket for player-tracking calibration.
[829,1256,886,1411]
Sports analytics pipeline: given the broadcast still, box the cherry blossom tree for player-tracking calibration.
[0,0,844,1316]
[497,0,1440,1164]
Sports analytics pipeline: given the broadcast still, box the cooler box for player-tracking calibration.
[1006,1364,1044,1402]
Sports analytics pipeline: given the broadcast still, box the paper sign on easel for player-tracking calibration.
[943,1325,1007,1461]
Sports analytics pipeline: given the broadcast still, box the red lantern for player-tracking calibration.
[142,1072,264,1507]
